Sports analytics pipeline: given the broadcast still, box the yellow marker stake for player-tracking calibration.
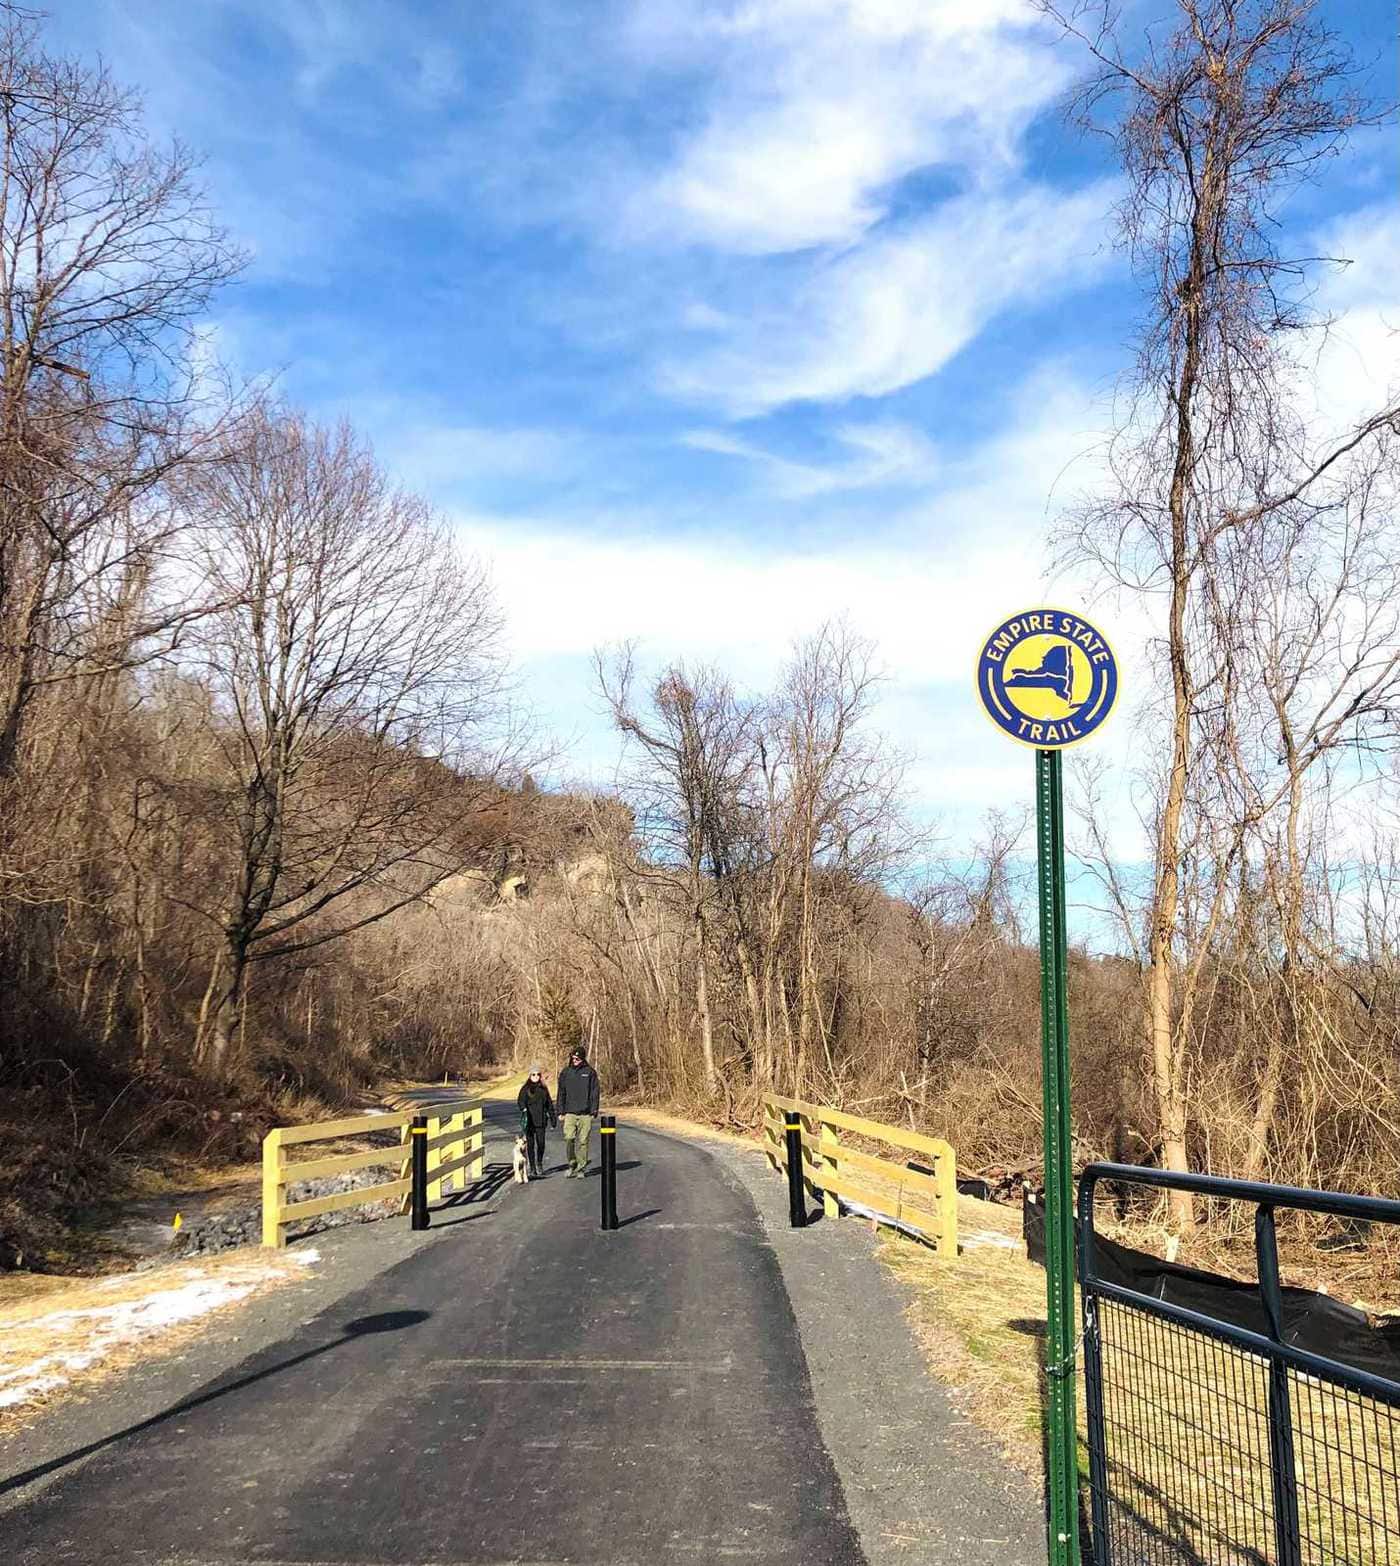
[172,1212,183,1232]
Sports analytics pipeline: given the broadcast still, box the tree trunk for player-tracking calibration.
[207,938,249,1078]
[1143,149,1221,1231]
[1244,760,1304,1184]
[625,985,644,1095]
[693,905,717,1095]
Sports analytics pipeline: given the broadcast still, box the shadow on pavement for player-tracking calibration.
[428,1208,495,1229]
[584,1160,642,1176]
[438,1162,512,1209]
[0,1310,431,1498]
[616,1208,662,1229]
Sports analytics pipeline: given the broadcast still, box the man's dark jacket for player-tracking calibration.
[517,1079,556,1129]
[556,1060,600,1117]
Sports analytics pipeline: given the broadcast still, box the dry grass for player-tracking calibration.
[1089,1297,1400,1565]
[876,1203,1400,1565]
[0,1246,320,1433]
[877,1196,1051,1482]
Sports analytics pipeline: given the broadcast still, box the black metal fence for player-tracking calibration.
[1079,1164,1400,1566]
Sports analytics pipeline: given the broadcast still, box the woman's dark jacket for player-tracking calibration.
[517,1079,556,1129]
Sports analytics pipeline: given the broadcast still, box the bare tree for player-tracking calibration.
[178,410,510,1074]
[1038,0,1398,1222]
[596,646,760,1095]
[0,5,243,784]
[1214,457,1400,1178]
[764,624,909,1095]
[597,624,910,1103]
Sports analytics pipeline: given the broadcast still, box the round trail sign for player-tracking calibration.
[976,608,1118,749]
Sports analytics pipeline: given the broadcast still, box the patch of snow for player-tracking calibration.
[841,1196,930,1243]
[0,1276,258,1413]
[291,1248,320,1266]
[0,1372,62,1408]
[960,1229,1022,1252]
[838,1198,1021,1256]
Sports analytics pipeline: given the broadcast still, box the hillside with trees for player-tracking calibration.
[3,0,1400,1272]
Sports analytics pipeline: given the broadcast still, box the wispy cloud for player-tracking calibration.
[448,363,1153,859]
[662,181,1119,416]
[683,421,938,498]
[622,0,1070,255]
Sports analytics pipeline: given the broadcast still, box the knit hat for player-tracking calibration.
[529,1063,542,1075]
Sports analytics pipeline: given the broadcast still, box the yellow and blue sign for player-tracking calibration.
[976,608,1118,749]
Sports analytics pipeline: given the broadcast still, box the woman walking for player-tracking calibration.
[516,1065,556,1179]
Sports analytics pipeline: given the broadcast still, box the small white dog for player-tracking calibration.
[512,1134,530,1184]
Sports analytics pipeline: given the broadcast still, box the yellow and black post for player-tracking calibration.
[410,1115,430,1230]
[785,1117,807,1228]
[600,1113,618,1231]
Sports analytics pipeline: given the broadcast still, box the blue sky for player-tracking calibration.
[54,0,1400,898]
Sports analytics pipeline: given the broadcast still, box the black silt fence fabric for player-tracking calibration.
[1024,1192,1400,1384]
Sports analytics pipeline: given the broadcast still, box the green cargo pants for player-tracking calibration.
[562,1113,592,1176]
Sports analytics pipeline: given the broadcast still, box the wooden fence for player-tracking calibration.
[261,1099,486,1248]
[761,1093,958,1256]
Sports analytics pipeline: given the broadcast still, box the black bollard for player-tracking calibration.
[600,1113,618,1231]
[410,1115,430,1230]
[785,1117,807,1228]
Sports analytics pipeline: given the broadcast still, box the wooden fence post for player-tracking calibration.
[398,1122,413,1216]
[261,1128,285,1248]
[449,1111,465,1196]
[938,1145,958,1256]
[427,1113,443,1205]
[819,1114,840,1220]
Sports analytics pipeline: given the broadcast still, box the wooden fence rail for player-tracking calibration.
[261,1099,486,1248]
[761,1093,957,1256]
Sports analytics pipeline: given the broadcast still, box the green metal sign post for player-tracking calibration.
[1037,748,1079,1566]
[976,609,1119,1566]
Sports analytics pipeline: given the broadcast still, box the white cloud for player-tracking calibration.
[624,0,1070,255]
[1303,201,1400,431]
[683,420,938,496]
[1318,202,1400,315]
[450,367,1155,863]
[456,512,1152,863]
[662,181,1118,415]
[459,366,1114,671]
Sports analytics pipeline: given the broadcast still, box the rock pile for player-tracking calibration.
[168,1168,403,1259]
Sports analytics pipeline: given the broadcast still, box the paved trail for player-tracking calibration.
[4,1103,867,1565]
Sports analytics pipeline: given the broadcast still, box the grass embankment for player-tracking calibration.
[877,1194,1049,1477]
[878,1199,1400,1564]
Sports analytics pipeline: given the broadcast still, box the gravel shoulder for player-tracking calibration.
[692,1128,1046,1566]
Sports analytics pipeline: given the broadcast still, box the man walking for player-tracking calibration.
[556,1045,600,1178]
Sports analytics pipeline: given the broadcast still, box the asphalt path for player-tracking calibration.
[5,1101,866,1566]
